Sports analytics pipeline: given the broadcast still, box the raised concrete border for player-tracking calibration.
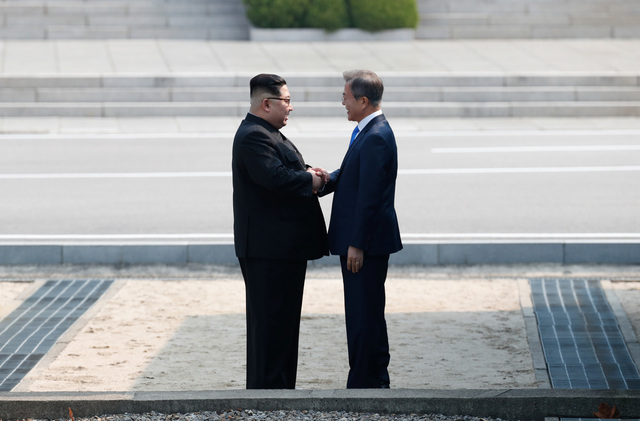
[1,389,639,421]
[249,27,416,42]
[518,278,552,389]
[602,280,640,373]
[1,242,640,265]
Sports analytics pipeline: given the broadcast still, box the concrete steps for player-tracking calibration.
[4,86,640,103]
[0,0,250,40]
[0,74,639,117]
[0,0,638,40]
[2,101,640,118]
[417,0,640,39]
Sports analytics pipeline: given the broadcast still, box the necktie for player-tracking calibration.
[349,126,360,146]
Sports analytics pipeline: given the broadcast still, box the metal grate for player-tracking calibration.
[0,279,113,391]
[530,278,640,390]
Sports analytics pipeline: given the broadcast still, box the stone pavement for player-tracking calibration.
[0,264,639,421]
[0,39,639,75]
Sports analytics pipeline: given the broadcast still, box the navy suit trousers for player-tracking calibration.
[340,254,391,388]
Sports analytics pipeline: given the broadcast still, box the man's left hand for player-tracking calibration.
[347,246,364,273]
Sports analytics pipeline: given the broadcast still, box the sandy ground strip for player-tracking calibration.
[1,266,638,392]
[2,274,536,392]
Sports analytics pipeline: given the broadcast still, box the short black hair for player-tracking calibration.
[250,73,287,99]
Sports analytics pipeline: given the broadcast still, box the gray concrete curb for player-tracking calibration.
[1,389,639,421]
[1,242,640,265]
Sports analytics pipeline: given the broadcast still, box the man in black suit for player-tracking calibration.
[319,70,402,389]
[232,73,329,389]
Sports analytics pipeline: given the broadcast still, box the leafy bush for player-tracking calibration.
[303,0,351,31]
[243,0,418,31]
[350,0,419,31]
[243,0,311,28]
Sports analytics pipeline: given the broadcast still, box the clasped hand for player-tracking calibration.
[307,167,329,194]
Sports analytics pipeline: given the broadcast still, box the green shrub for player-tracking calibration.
[303,0,351,31]
[243,0,418,32]
[349,0,419,31]
[243,0,311,28]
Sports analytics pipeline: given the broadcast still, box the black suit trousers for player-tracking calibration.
[239,257,307,389]
[340,254,391,388]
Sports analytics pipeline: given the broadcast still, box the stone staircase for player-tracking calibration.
[0,0,638,41]
[1,74,639,118]
[0,1,637,118]
[417,0,640,39]
[0,0,250,40]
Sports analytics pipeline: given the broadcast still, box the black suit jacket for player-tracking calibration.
[232,113,329,260]
[320,114,402,256]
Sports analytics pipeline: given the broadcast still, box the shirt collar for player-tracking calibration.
[357,109,383,132]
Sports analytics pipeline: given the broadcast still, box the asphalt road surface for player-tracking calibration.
[1,125,639,244]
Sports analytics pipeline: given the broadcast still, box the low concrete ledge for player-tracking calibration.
[1,242,640,266]
[1,389,639,421]
[250,27,415,42]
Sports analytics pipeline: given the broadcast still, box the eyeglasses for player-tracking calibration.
[266,97,291,105]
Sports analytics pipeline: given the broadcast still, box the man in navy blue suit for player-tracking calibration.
[319,69,402,388]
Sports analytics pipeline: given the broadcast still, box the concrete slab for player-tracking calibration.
[0,245,61,264]
[0,39,636,77]
[0,389,639,421]
[2,242,640,266]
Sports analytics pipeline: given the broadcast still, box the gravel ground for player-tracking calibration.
[52,410,517,421]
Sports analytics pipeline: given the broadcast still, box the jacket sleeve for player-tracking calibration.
[318,168,340,197]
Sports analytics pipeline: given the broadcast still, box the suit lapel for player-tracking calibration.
[338,115,385,172]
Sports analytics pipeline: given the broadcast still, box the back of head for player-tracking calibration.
[250,73,287,107]
[343,70,384,108]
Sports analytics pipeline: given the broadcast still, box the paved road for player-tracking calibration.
[1,122,639,244]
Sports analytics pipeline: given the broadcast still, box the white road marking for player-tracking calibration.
[3,165,640,179]
[0,172,232,179]
[0,234,233,240]
[399,166,640,174]
[432,145,640,153]
[403,233,640,239]
[0,129,640,141]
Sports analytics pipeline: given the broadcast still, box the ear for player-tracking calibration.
[261,98,271,112]
[359,96,369,109]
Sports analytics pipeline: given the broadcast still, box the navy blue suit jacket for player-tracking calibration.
[321,114,402,256]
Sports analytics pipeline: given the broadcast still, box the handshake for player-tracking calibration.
[307,167,330,194]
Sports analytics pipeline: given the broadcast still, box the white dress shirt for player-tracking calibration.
[352,109,383,141]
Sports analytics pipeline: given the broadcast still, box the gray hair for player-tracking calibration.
[343,69,384,107]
